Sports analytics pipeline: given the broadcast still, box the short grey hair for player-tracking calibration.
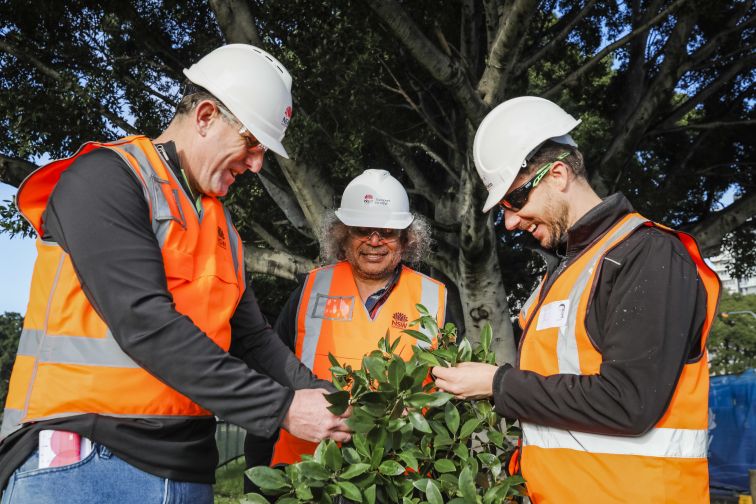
[318,211,433,266]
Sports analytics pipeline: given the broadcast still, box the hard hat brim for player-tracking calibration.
[335,209,414,229]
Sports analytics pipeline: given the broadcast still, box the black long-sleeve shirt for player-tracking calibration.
[0,142,330,487]
[493,193,709,436]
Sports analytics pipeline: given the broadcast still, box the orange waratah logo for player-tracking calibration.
[391,312,408,329]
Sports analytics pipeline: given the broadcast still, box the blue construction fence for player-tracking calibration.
[709,368,756,493]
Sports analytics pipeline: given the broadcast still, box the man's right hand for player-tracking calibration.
[282,388,352,443]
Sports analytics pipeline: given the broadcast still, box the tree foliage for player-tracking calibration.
[0,311,22,406]
[709,293,756,376]
[1,0,753,361]
[247,308,521,503]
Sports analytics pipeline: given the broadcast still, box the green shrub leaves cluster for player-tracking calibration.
[246,305,522,503]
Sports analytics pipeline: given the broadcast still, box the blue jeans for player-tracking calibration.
[1,443,213,504]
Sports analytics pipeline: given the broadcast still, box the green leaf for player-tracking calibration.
[378,460,405,476]
[487,429,504,448]
[426,480,443,504]
[325,390,350,415]
[408,411,432,433]
[453,444,469,461]
[339,462,370,480]
[459,417,482,439]
[480,323,493,353]
[352,433,370,459]
[313,439,327,464]
[388,358,406,387]
[324,440,343,471]
[433,458,456,473]
[397,450,419,471]
[457,338,472,362]
[483,484,510,504]
[330,365,348,376]
[337,481,362,501]
[415,303,430,316]
[403,329,432,345]
[444,401,460,435]
[364,484,377,504]
[297,461,331,480]
[295,482,313,500]
[246,466,290,490]
[342,446,362,464]
[239,494,270,504]
[458,466,477,503]
[427,391,454,408]
[405,392,434,408]
[416,350,441,367]
[363,355,387,381]
[390,334,402,353]
[328,353,342,368]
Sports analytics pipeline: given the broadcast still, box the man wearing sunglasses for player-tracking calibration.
[432,97,720,503]
[244,169,459,483]
[1,45,350,503]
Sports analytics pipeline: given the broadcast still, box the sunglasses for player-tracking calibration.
[348,227,401,243]
[499,151,570,212]
[218,104,268,153]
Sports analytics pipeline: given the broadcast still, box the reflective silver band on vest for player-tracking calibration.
[16,328,140,368]
[0,408,23,439]
[556,215,647,374]
[418,274,443,348]
[223,206,242,279]
[521,422,707,459]
[520,281,542,325]
[299,266,336,370]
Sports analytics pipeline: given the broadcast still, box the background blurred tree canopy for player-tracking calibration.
[1,0,753,361]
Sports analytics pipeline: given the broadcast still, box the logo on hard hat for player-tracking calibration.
[364,194,374,204]
[281,106,292,127]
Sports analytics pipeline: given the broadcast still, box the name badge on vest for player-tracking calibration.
[312,294,355,321]
[536,300,570,330]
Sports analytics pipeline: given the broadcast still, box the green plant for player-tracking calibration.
[246,305,522,503]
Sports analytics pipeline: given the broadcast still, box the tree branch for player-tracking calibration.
[383,138,436,202]
[0,155,37,188]
[683,192,756,257]
[244,247,316,282]
[369,0,488,124]
[275,152,333,233]
[651,119,756,135]
[256,168,313,239]
[478,0,539,106]
[515,0,598,75]
[0,39,137,135]
[208,0,262,45]
[543,0,689,100]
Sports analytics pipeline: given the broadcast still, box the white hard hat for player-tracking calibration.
[473,96,581,212]
[183,44,293,158]
[335,169,414,229]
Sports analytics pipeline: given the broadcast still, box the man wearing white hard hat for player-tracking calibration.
[244,169,458,481]
[432,97,720,502]
[0,45,349,503]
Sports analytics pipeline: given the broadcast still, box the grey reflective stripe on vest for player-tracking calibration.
[16,328,139,368]
[223,206,242,280]
[108,143,184,247]
[520,281,542,324]
[556,215,648,374]
[297,267,337,370]
[418,275,443,347]
[522,421,707,459]
[0,408,23,439]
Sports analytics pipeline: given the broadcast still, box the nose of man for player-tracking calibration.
[503,209,521,231]
[245,150,265,173]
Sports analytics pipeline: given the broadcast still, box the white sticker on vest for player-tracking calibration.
[536,300,570,330]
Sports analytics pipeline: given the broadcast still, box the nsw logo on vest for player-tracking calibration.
[217,226,227,249]
[391,312,408,329]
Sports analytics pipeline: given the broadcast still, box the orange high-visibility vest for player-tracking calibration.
[1,136,246,440]
[516,213,720,503]
[271,261,446,465]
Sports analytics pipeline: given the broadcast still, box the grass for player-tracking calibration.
[214,457,247,504]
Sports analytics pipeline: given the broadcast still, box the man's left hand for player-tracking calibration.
[432,362,498,400]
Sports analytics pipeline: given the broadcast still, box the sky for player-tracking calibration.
[0,182,36,315]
